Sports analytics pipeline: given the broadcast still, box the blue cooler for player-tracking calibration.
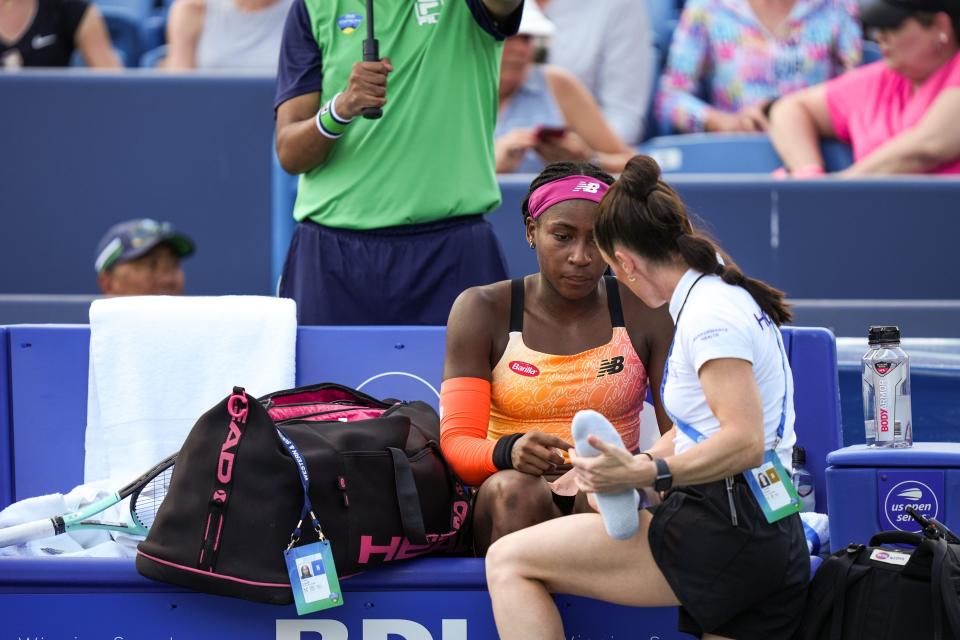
[826,443,960,552]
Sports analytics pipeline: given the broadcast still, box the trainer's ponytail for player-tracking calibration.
[596,155,792,325]
[675,233,792,325]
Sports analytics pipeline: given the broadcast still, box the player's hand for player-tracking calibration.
[337,58,393,119]
[510,431,572,476]
[570,436,650,493]
[533,130,592,164]
[495,128,537,173]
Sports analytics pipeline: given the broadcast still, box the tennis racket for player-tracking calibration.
[0,452,176,548]
[361,0,383,119]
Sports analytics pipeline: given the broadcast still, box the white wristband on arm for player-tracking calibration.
[315,92,353,140]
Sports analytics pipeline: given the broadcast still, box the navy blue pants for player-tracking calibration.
[280,215,508,325]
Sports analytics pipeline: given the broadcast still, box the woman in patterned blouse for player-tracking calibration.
[655,0,862,134]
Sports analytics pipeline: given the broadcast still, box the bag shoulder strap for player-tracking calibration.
[800,546,860,640]
[388,447,427,545]
[830,544,866,640]
[930,538,960,639]
[929,537,947,640]
[945,543,960,635]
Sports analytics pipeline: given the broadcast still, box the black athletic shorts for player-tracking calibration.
[648,477,809,639]
[280,215,507,325]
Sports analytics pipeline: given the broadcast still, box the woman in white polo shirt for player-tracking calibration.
[485,155,809,640]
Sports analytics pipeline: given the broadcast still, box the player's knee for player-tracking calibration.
[482,470,551,516]
[485,534,523,586]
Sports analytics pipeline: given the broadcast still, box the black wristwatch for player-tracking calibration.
[654,458,673,493]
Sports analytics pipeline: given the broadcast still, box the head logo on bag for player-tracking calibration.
[218,393,249,483]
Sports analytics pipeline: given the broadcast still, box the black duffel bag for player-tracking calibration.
[136,383,470,604]
[798,528,960,640]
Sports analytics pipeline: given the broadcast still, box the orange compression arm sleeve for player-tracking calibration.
[439,377,498,487]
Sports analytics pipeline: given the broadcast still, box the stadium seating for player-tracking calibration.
[139,43,167,67]
[100,6,145,67]
[640,132,854,173]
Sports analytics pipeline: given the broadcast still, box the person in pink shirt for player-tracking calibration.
[769,0,960,175]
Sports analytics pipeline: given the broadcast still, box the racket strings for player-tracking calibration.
[132,465,174,529]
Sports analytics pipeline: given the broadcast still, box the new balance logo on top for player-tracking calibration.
[596,356,625,378]
[572,181,601,194]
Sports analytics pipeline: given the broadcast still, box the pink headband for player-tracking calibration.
[527,175,610,219]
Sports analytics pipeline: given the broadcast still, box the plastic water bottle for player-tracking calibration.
[862,326,912,448]
[791,446,816,512]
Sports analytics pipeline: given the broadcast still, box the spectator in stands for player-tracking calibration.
[95,219,195,296]
[495,3,635,174]
[769,0,960,175]
[656,0,861,134]
[486,155,807,640]
[540,0,654,145]
[1,0,121,68]
[440,161,673,555]
[274,0,522,325]
[165,0,292,70]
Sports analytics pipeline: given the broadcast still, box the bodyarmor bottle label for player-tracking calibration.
[873,361,904,443]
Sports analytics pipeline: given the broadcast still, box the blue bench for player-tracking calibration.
[0,324,840,509]
[0,324,839,638]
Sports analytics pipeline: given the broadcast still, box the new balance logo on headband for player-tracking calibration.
[572,181,602,194]
[596,356,625,378]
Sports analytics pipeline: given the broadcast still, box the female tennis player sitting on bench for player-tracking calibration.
[439,161,673,555]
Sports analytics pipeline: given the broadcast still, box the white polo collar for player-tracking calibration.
[669,268,706,324]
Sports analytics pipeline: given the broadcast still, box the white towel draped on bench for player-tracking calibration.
[84,295,297,486]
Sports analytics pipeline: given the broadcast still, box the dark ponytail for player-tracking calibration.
[520,161,616,226]
[596,155,792,325]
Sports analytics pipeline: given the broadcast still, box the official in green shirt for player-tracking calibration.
[274,0,523,325]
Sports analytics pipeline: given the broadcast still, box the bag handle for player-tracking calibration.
[388,447,428,546]
[869,530,924,548]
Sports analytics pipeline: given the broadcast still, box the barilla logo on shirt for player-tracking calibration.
[509,361,540,377]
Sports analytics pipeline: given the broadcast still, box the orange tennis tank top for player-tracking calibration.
[487,277,649,450]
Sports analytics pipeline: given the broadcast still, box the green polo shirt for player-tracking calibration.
[275,0,520,230]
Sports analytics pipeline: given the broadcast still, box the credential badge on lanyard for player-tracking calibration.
[662,274,801,524]
[276,428,344,615]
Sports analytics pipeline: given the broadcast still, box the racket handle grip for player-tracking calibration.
[0,518,57,547]
[362,38,383,119]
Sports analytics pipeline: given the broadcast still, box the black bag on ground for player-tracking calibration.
[136,383,470,604]
[797,529,960,640]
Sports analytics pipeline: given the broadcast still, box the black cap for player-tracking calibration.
[868,325,902,344]
[861,0,960,30]
[94,218,195,273]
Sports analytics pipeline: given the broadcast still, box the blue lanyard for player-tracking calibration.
[275,428,324,545]
[660,275,790,447]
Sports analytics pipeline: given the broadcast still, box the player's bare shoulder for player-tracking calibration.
[615,278,673,355]
[448,280,512,333]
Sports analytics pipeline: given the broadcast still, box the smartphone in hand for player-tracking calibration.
[534,125,567,143]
